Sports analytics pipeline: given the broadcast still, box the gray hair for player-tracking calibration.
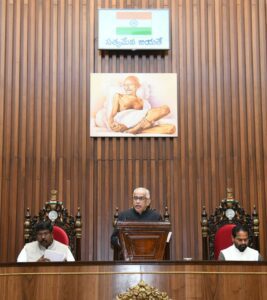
[133,187,150,199]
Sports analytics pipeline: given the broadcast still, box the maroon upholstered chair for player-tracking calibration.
[201,188,259,260]
[53,225,70,246]
[24,190,82,260]
[214,224,236,260]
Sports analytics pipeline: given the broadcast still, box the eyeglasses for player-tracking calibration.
[133,195,147,201]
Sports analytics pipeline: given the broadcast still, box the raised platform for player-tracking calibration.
[1,261,267,299]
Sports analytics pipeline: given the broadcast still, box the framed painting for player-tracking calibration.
[90,73,178,137]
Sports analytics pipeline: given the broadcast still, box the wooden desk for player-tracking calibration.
[1,261,267,299]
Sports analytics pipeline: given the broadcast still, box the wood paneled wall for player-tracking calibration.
[0,0,266,262]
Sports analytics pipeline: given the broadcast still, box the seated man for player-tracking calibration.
[111,187,162,247]
[17,221,75,262]
[218,224,263,261]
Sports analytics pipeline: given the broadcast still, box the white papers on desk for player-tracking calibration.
[166,232,172,243]
[44,249,66,262]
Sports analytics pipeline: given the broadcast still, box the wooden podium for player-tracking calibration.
[116,221,171,261]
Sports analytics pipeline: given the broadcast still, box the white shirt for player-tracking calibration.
[17,240,75,262]
[219,244,261,261]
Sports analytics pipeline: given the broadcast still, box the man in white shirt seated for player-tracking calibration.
[17,221,75,262]
[218,224,263,261]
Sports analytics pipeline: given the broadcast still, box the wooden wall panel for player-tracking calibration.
[0,0,266,262]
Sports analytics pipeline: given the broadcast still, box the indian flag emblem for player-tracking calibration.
[116,11,152,36]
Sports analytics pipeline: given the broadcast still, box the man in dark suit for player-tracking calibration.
[111,187,162,247]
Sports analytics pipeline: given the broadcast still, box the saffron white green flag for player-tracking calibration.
[116,11,152,36]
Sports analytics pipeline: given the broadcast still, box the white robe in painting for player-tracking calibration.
[95,84,151,130]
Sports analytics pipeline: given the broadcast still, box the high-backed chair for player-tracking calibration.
[24,190,82,260]
[201,188,259,260]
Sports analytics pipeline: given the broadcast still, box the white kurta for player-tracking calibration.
[17,240,75,262]
[220,244,260,261]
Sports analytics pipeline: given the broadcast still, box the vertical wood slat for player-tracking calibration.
[258,0,267,257]
[10,0,21,260]
[0,0,266,262]
[34,0,42,218]
[215,0,226,198]
[192,0,203,260]
[57,0,65,199]
[237,0,249,210]
[251,0,266,256]
[0,0,6,199]
[50,0,58,190]
[0,3,6,253]
[40,0,50,205]
[17,0,28,253]
[26,0,35,213]
[64,0,72,210]
[230,0,241,200]
[1,0,14,260]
